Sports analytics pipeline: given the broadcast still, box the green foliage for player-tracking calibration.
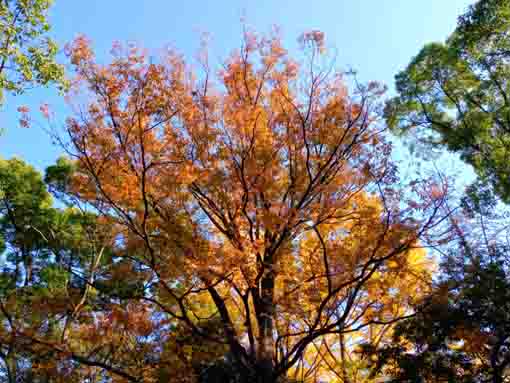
[0,157,52,209]
[461,179,498,218]
[0,158,54,286]
[386,0,510,202]
[0,0,66,102]
[39,264,68,291]
[0,157,124,380]
[44,156,76,195]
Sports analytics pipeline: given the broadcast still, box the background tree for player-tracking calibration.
[364,184,510,383]
[0,157,153,382]
[0,0,66,104]
[385,0,510,202]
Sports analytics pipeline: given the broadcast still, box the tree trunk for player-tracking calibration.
[5,355,16,383]
[490,342,504,383]
[492,372,503,383]
[339,332,350,383]
[256,270,276,383]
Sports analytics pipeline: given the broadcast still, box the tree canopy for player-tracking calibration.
[0,0,66,104]
[386,0,510,202]
[0,30,450,382]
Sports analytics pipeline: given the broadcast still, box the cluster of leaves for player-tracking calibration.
[0,0,66,103]
[364,252,510,382]
[386,0,510,202]
[0,157,119,381]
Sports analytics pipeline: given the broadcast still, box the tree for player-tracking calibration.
[0,156,212,382]
[39,29,450,383]
[0,157,145,382]
[363,185,510,383]
[364,257,510,383]
[385,0,510,202]
[0,0,66,103]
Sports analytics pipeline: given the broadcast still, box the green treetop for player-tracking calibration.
[0,0,66,103]
[386,0,510,202]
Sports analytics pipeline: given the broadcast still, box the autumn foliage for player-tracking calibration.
[1,29,449,382]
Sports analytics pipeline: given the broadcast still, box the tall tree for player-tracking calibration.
[0,157,144,382]
[45,30,449,383]
[385,0,510,202]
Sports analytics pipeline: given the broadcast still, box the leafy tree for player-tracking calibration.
[0,0,66,103]
[0,157,139,382]
[364,256,510,383]
[386,0,510,202]
[363,186,510,383]
[31,30,450,383]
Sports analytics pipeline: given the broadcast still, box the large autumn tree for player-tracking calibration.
[386,0,510,202]
[16,30,449,382]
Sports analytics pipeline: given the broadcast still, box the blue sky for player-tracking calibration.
[0,0,475,173]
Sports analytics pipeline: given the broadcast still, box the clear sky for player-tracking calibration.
[0,0,475,172]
